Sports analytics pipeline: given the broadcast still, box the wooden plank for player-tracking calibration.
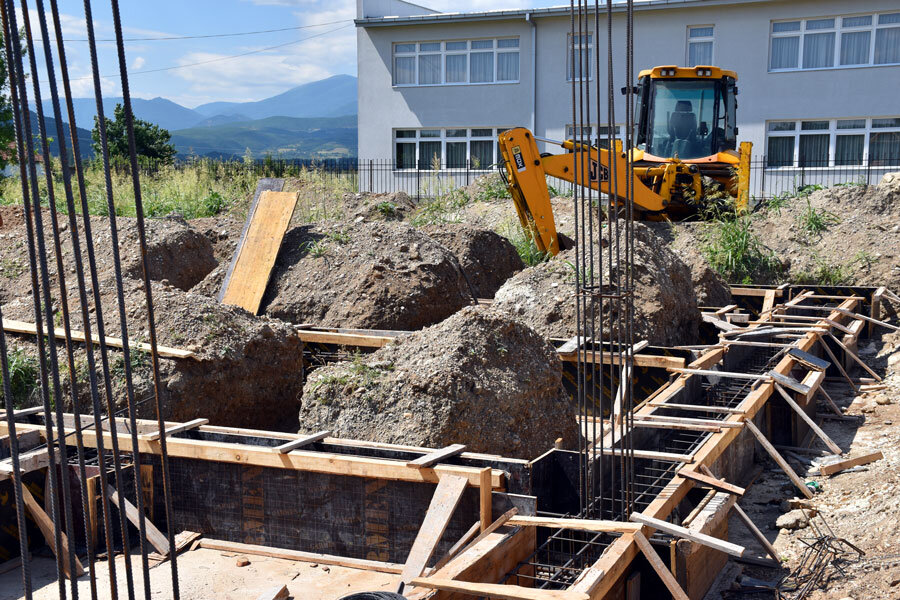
[439,507,519,571]
[870,287,885,336]
[0,554,31,575]
[646,402,743,415]
[197,538,403,573]
[826,332,882,382]
[399,475,470,590]
[601,447,694,463]
[21,485,85,577]
[411,577,589,600]
[430,521,480,574]
[565,351,685,370]
[141,418,208,442]
[86,476,99,550]
[677,469,745,496]
[220,189,299,314]
[632,531,688,600]
[271,430,331,454]
[819,451,883,476]
[507,515,640,533]
[760,289,777,316]
[408,444,467,468]
[702,313,740,331]
[107,484,170,555]
[787,348,830,372]
[816,336,858,393]
[148,530,201,564]
[636,414,743,428]
[634,421,722,433]
[296,330,395,348]
[770,314,854,335]
[714,304,739,316]
[743,419,813,499]
[667,367,771,381]
[479,467,492,533]
[768,371,811,396]
[2,318,197,360]
[140,464,155,521]
[255,585,289,600]
[730,287,782,298]
[629,513,745,558]
[771,383,842,455]
[613,364,631,426]
[0,447,50,479]
[557,336,588,355]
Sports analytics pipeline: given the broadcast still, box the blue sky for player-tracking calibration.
[26,0,565,109]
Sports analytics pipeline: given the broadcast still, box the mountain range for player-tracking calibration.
[35,74,358,159]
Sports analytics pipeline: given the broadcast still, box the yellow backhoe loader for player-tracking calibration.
[498,65,752,255]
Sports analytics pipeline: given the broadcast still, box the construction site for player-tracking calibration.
[2,1,900,600]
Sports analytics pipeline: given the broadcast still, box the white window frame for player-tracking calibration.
[392,38,520,87]
[392,127,512,171]
[566,32,594,81]
[764,117,900,168]
[686,25,715,67]
[769,11,900,72]
[565,124,622,147]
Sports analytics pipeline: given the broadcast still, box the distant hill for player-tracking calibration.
[28,110,94,159]
[193,75,357,121]
[170,114,357,159]
[40,97,205,132]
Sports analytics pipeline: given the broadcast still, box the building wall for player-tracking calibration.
[357,0,900,193]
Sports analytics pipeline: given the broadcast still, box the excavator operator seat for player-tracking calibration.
[668,100,699,158]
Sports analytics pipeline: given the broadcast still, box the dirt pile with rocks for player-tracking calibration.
[0,207,217,304]
[338,191,417,222]
[421,224,523,298]
[653,223,733,308]
[298,306,579,459]
[492,222,700,346]
[261,221,472,330]
[2,280,304,431]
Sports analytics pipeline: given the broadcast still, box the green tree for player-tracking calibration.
[91,103,176,164]
[0,29,23,173]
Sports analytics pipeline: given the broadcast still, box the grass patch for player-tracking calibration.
[701,202,780,284]
[1,348,39,408]
[499,221,551,267]
[1,257,26,279]
[301,239,328,258]
[796,197,839,236]
[792,257,850,286]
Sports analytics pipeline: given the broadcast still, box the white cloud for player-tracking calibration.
[131,56,146,70]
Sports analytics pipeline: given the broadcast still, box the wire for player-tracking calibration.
[40,23,352,82]
[36,18,350,42]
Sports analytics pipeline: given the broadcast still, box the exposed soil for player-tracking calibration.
[261,221,473,330]
[298,305,579,459]
[338,191,418,222]
[653,222,734,308]
[421,223,524,298]
[2,280,304,431]
[492,221,701,346]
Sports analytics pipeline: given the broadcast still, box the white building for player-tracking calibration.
[355,0,900,197]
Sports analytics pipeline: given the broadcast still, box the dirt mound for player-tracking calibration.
[298,306,578,459]
[2,280,305,431]
[492,222,700,346]
[421,224,524,298]
[339,191,417,222]
[0,209,217,305]
[261,221,472,330]
[747,179,900,288]
[656,223,733,308]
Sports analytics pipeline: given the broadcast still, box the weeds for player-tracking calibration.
[301,239,328,258]
[499,221,551,266]
[701,201,780,284]
[0,348,39,408]
[325,229,350,245]
[796,198,839,236]
[473,175,511,202]
[792,257,850,286]
[376,201,397,217]
[0,257,26,279]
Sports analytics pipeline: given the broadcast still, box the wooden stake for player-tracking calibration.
[410,577,589,600]
[826,332,882,382]
[677,468,745,496]
[771,383,842,455]
[479,467,492,533]
[632,531,689,600]
[743,419,813,499]
[107,485,170,555]
[817,386,843,417]
[629,513,746,557]
[819,451,883,476]
[21,485,85,577]
[816,336,858,393]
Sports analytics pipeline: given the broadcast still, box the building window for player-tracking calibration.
[765,118,900,167]
[392,38,519,86]
[769,12,900,71]
[564,124,623,148]
[567,33,593,81]
[687,26,714,66]
[393,128,512,169]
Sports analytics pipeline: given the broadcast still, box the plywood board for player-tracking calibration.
[221,189,298,314]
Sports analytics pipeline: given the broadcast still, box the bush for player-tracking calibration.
[0,348,39,408]
[701,202,780,284]
[499,222,550,267]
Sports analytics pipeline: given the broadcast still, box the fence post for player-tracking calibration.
[759,156,766,200]
[369,159,373,193]
[866,154,871,186]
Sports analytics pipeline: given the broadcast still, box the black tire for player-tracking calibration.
[337,593,407,600]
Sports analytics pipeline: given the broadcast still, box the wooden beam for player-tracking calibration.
[197,538,403,573]
[141,418,208,442]
[398,475,469,591]
[2,318,198,360]
[730,287,782,298]
[601,447,694,463]
[613,364,632,426]
[480,467,492,533]
[770,314,854,335]
[667,367,771,381]
[646,402,743,415]
[817,387,843,417]
[270,430,331,454]
[634,421,722,433]
[408,444,467,469]
[632,531,688,600]
[430,521,480,574]
[295,330,395,348]
[255,585,289,600]
[636,414,743,428]
[743,419,813,499]
[506,516,641,534]
[410,577,590,600]
[565,351,685,370]
[629,513,746,558]
[677,469,744,496]
[21,485,85,577]
[440,507,519,570]
[768,371,811,396]
[819,451,883,476]
[826,332,882,382]
[107,485,170,555]
[702,313,740,331]
[86,476,99,550]
[816,336,858,393]
[771,383,842,455]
